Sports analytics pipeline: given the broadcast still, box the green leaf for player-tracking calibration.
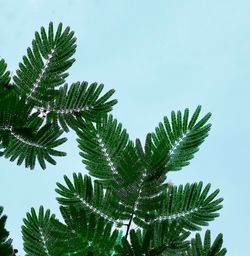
[13,22,76,103]
[36,82,117,132]
[151,106,211,172]
[56,173,126,227]
[76,114,136,188]
[2,117,66,170]
[135,182,223,232]
[22,206,63,256]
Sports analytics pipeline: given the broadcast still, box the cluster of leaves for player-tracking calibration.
[21,106,226,255]
[0,22,116,170]
[0,23,226,255]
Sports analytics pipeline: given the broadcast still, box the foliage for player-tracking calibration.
[0,23,226,255]
[0,22,117,170]
[185,230,227,256]
[0,207,13,256]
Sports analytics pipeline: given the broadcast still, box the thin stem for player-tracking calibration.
[125,211,134,238]
[125,182,144,238]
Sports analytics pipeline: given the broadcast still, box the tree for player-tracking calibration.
[0,23,226,255]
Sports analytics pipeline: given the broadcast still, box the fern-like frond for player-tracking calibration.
[35,82,117,132]
[52,206,121,256]
[76,114,138,188]
[0,207,13,256]
[1,116,66,170]
[151,106,211,172]
[135,182,223,231]
[127,135,170,223]
[135,133,169,181]
[22,206,63,256]
[13,22,76,102]
[76,116,148,229]
[56,173,128,227]
[185,230,227,256]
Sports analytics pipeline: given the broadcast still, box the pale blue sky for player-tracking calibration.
[0,0,249,255]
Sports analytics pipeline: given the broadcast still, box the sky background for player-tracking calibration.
[0,0,249,255]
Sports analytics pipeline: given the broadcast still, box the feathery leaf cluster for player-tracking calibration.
[0,22,116,170]
[0,23,226,255]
